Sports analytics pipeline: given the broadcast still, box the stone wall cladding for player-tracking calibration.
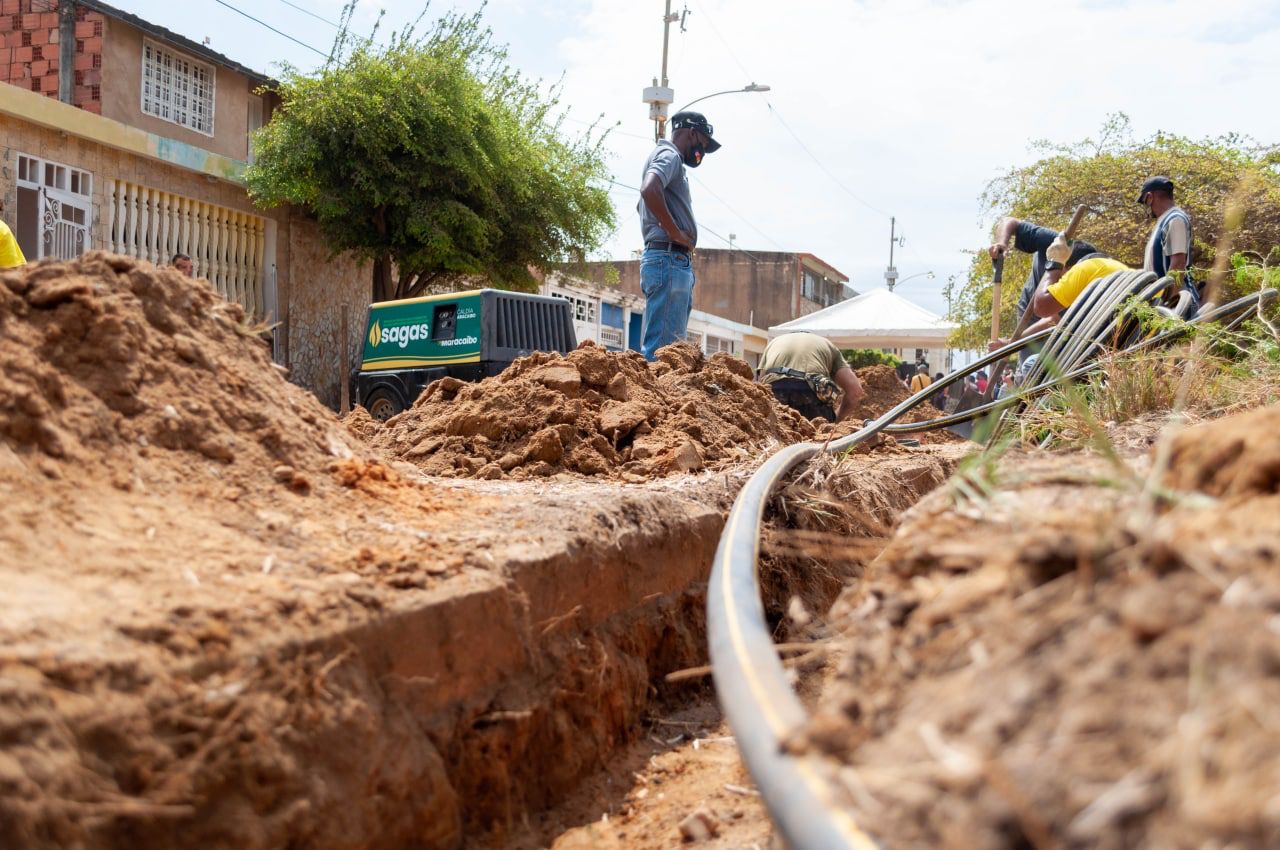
[284,215,368,409]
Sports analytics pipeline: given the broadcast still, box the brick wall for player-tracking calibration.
[0,0,103,114]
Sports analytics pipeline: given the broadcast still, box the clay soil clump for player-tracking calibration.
[362,342,815,480]
[799,405,1280,850]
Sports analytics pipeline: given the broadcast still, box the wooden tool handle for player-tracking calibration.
[1061,204,1089,241]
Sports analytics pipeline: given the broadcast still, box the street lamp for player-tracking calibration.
[676,83,771,113]
[890,270,934,292]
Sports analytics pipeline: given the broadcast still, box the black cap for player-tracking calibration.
[1137,176,1174,202]
[669,111,722,153]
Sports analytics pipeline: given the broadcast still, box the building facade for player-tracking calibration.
[0,0,368,408]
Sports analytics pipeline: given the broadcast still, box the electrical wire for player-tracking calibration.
[689,0,892,222]
[606,179,775,262]
[269,0,340,29]
[210,0,328,58]
[689,173,787,251]
[763,102,893,220]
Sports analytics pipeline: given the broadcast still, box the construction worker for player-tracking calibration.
[1029,241,1122,324]
[0,199,26,269]
[988,240,1114,347]
[637,111,721,360]
[757,332,865,422]
[1138,176,1199,311]
[988,216,1061,316]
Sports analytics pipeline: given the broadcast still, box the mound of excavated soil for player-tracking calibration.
[0,251,360,488]
[799,405,1280,850]
[362,342,815,480]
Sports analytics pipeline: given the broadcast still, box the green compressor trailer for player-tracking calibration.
[354,288,577,420]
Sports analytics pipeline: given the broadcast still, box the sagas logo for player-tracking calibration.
[375,321,432,348]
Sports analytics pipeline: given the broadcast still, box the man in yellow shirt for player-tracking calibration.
[989,241,1124,351]
[0,200,27,269]
[1029,241,1126,325]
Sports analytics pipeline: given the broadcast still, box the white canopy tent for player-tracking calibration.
[769,288,958,369]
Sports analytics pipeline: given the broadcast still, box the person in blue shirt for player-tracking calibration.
[988,216,1060,317]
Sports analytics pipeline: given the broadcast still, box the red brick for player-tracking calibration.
[0,65,7,82]
[21,13,38,28]
[72,51,90,69]
[29,58,45,75]
[0,46,8,65]
[3,31,21,48]
[74,82,91,100]
[13,44,30,61]
[40,12,57,29]
[80,100,101,114]
[74,20,93,37]
[80,35,100,52]
[30,27,46,45]
[0,1,20,17]
[81,67,98,85]
[8,61,22,78]
[46,55,56,71]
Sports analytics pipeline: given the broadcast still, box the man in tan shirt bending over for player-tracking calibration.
[757,332,865,422]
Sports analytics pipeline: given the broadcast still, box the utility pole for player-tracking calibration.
[885,216,904,290]
[642,2,681,141]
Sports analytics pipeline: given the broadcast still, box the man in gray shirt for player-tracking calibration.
[637,111,721,360]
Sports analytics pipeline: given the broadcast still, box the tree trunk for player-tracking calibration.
[372,255,394,302]
[371,205,392,301]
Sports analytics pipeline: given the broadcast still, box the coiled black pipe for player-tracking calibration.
[707,288,1277,849]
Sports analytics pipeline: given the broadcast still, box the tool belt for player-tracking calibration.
[763,367,840,405]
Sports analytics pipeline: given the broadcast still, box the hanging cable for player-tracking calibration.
[210,0,328,58]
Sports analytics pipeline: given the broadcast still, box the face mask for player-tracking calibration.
[683,143,705,168]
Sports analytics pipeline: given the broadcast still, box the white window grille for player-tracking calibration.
[15,153,92,261]
[550,291,596,323]
[106,180,267,316]
[599,325,624,348]
[705,334,736,355]
[141,39,215,136]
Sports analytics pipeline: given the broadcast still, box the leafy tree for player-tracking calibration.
[246,6,615,302]
[842,348,902,369]
[950,114,1280,349]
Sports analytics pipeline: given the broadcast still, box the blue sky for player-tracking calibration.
[115,0,1280,319]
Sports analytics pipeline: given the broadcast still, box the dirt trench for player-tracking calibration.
[0,255,967,850]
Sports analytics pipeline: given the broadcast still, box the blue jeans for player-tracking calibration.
[639,247,694,361]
